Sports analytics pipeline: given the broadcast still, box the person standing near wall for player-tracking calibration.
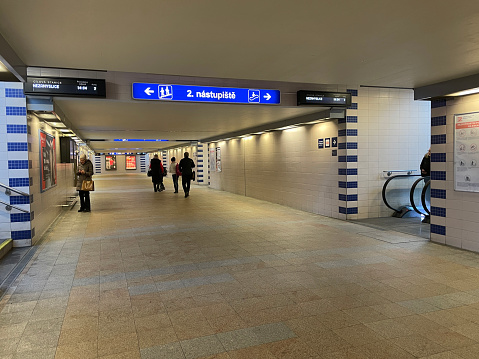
[420,148,431,223]
[179,152,195,198]
[150,154,164,192]
[77,154,93,212]
[169,157,180,193]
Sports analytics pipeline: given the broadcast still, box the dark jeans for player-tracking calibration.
[172,174,179,192]
[182,175,192,194]
[79,190,90,211]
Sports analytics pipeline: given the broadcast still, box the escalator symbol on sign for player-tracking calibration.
[248,90,260,103]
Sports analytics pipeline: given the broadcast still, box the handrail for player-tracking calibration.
[421,180,431,215]
[409,177,428,215]
[0,200,29,213]
[382,174,422,212]
[383,170,417,177]
[0,183,29,197]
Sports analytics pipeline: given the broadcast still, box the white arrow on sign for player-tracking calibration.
[144,87,154,96]
[264,93,271,101]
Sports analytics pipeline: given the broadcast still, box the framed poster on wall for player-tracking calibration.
[126,155,137,170]
[455,112,479,192]
[39,129,57,192]
[105,155,117,170]
[216,147,221,172]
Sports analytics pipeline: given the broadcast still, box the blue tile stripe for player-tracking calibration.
[9,178,29,187]
[347,103,358,110]
[431,134,446,144]
[11,230,32,240]
[10,196,30,205]
[6,124,27,133]
[431,99,447,108]
[5,88,26,98]
[7,142,28,151]
[431,189,446,199]
[347,89,358,96]
[431,153,446,162]
[339,207,358,214]
[347,142,358,149]
[339,181,358,188]
[338,156,357,162]
[338,129,346,137]
[431,171,446,181]
[346,129,358,136]
[339,194,358,201]
[338,119,346,124]
[431,224,446,236]
[346,116,358,123]
[11,213,31,222]
[8,160,29,169]
[6,106,27,116]
[431,116,447,126]
[431,206,446,217]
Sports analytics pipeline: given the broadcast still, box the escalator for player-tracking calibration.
[382,174,430,218]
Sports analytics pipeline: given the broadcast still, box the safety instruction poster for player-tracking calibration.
[455,112,479,192]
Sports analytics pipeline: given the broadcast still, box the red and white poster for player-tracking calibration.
[105,155,117,170]
[455,112,479,192]
[126,155,137,170]
[40,130,57,192]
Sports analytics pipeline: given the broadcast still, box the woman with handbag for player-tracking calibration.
[150,154,164,192]
[77,154,94,212]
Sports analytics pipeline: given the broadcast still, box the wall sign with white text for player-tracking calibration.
[455,112,479,192]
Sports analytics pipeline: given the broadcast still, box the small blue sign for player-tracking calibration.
[132,83,280,105]
[332,137,338,148]
[318,139,324,149]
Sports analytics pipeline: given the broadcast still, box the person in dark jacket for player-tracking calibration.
[76,154,94,212]
[178,152,195,198]
[420,148,431,223]
[150,154,164,192]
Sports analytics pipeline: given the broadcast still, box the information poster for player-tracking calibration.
[209,148,216,172]
[455,112,479,192]
[216,147,222,172]
[39,130,57,192]
[126,155,137,170]
[105,155,117,170]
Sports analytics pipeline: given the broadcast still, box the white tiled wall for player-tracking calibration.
[208,121,340,218]
[430,94,479,251]
[354,87,431,219]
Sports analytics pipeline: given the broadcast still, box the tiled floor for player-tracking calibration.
[1,173,479,358]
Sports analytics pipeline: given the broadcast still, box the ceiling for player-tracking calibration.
[1,0,479,152]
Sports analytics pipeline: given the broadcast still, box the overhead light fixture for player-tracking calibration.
[275,125,298,131]
[0,60,8,72]
[44,121,66,128]
[446,87,479,97]
[59,129,73,133]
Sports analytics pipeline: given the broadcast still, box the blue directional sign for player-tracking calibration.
[132,83,280,105]
[318,139,324,149]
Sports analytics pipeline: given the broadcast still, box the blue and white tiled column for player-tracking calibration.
[0,82,32,246]
[338,88,359,219]
[162,151,168,170]
[430,99,448,242]
[196,142,205,185]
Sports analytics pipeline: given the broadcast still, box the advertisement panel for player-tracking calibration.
[126,155,137,170]
[455,112,479,192]
[39,130,57,192]
[105,155,117,170]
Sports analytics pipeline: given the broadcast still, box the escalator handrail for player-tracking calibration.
[410,177,428,215]
[382,174,422,213]
[421,179,431,215]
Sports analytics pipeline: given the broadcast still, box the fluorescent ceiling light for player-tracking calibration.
[45,121,66,128]
[276,125,298,131]
[59,128,72,133]
[447,87,479,97]
[0,61,8,72]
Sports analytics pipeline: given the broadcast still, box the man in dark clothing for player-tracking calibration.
[179,152,195,198]
[420,148,431,223]
[150,154,164,192]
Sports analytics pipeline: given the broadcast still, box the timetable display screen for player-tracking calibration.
[25,77,106,98]
[297,91,351,107]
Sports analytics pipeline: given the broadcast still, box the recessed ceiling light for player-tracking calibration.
[45,121,66,128]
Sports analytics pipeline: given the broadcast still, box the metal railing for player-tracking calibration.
[0,182,30,213]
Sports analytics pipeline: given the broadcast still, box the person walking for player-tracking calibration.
[169,157,180,193]
[178,152,195,198]
[150,154,164,192]
[76,154,93,212]
[420,148,431,223]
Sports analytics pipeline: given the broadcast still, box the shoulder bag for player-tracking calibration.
[81,180,95,191]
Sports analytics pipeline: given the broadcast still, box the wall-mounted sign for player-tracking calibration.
[132,83,280,105]
[318,139,324,149]
[39,130,57,192]
[325,138,331,148]
[126,155,137,170]
[454,112,479,192]
[297,91,351,107]
[332,150,337,156]
[24,77,106,98]
[332,137,338,147]
[216,147,222,172]
[105,155,117,170]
